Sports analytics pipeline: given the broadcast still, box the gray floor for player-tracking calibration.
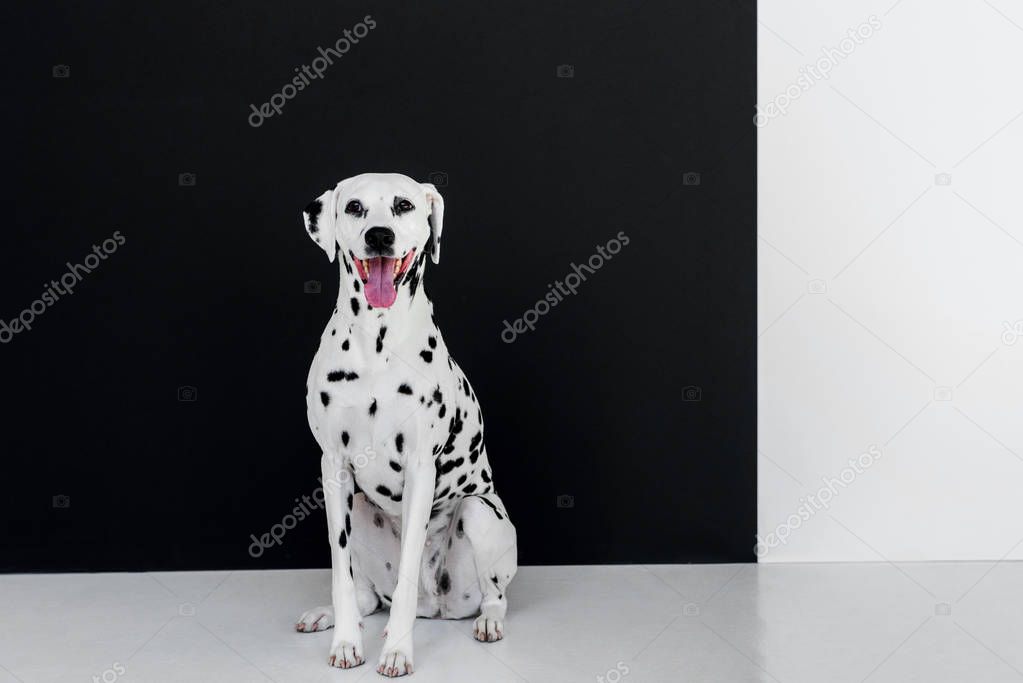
[1,562,1020,682]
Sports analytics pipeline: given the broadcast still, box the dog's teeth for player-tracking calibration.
[362,260,369,273]
[394,259,401,275]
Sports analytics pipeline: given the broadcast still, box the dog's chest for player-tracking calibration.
[318,390,419,513]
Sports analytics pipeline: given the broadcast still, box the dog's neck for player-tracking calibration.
[332,251,434,357]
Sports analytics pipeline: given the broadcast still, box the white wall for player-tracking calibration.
[757,0,1023,562]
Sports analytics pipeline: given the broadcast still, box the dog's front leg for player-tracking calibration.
[321,451,364,668]
[377,449,435,677]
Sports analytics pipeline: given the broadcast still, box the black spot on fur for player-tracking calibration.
[439,571,451,594]
[341,338,350,351]
[385,561,392,571]
[428,336,437,349]
[369,398,377,415]
[304,199,322,233]
[373,513,384,528]
[327,370,359,382]
[398,383,413,395]
[353,279,361,293]
[338,530,347,548]
[347,493,353,509]
[345,513,351,535]
[350,297,360,316]
[395,433,404,453]
[438,404,446,418]
[432,388,443,403]
[463,483,477,494]
[469,432,483,451]
[457,474,467,485]
[390,460,402,472]
[439,457,464,474]
[469,449,480,464]
[420,350,433,362]
[376,326,387,353]
[481,469,491,483]
[341,431,349,447]
[391,492,402,502]
[456,519,464,538]
[320,392,330,407]
[376,485,393,497]
[482,497,504,520]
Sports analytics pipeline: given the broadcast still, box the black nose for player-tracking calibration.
[365,226,395,252]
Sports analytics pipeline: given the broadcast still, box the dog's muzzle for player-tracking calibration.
[353,248,416,308]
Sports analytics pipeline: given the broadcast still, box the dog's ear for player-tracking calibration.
[421,183,445,264]
[302,186,339,263]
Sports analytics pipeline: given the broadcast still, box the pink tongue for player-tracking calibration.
[365,257,398,308]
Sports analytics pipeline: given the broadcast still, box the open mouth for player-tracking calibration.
[352,248,416,308]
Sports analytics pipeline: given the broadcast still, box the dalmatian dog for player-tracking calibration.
[295,173,517,677]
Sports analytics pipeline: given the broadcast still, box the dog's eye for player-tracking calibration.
[345,200,364,216]
[394,199,414,215]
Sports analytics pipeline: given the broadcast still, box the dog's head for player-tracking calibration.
[302,173,444,308]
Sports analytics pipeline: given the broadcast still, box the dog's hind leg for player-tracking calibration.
[459,493,517,642]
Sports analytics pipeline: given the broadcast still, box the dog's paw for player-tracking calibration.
[473,614,504,642]
[295,606,333,633]
[328,636,365,669]
[376,647,413,677]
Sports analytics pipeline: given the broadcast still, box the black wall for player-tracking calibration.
[1,0,756,571]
